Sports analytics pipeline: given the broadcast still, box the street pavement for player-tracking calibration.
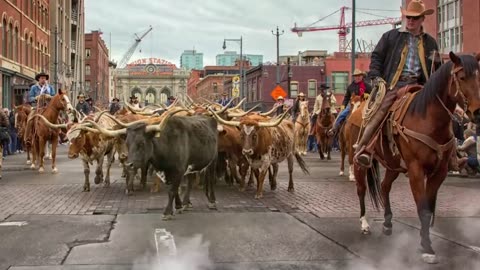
[0,145,479,269]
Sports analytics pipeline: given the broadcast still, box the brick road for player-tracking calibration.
[1,149,479,220]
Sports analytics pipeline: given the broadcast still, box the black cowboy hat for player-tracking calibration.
[35,72,49,81]
[168,96,176,100]
[129,94,138,99]
[86,96,93,102]
[112,97,120,102]
[319,83,330,90]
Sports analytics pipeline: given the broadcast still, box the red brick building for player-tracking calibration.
[0,0,50,108]
[407,0,479,53]
[84,31,109,105]
[187,69,203,99]
[196,74,235,101]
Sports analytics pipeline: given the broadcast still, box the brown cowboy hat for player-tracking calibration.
[298,92,305,97]
[77,93,85,99]
[400,0,434,17]
[353,68,366,76]
[35,72,49,81]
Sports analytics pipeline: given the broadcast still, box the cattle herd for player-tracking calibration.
[15,95,310,220]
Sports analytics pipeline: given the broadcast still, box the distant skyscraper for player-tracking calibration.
[216,51,263,66]
[180,50,203,70]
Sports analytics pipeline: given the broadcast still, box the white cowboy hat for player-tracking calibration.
[353,69,366,76]
[400,0,434,17]
[277,96,284,100]
[298,92,305,97]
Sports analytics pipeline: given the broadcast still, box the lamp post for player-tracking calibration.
[222,37,244,109]
[271,26,284,85]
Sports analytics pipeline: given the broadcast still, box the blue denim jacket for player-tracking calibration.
[29,83,55,103]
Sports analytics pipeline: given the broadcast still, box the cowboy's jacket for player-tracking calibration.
[342,80,372,107]
[29,83,55,103]
[368,27,441,89]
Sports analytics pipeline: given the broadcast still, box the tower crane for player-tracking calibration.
[291,6,401,52]
[117,26,153,68]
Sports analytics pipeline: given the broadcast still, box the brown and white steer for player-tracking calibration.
[211,109,309,199]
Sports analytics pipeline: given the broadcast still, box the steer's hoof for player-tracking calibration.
[30,164,36,170]
[162,214,173,221]
[383,226,393,236]
[104,181,110,188]
[339,171,344,176]
[94,176,102,185]
[207,202,217,210]
[254,194,263,199]
[52,167,58,174]
[287,186,295,192]
[38,167,44,173]
[176,208,184,214]
[361,228,371,235]
[83,186,90,192]
[422,253,438,264]
[26,160,32,165]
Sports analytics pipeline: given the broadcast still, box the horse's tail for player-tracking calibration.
[294,152,310,175]
[366,159,383,210]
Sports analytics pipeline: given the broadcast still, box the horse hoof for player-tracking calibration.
[52,167,58,174]
[349,175,356,182]
[339,171,344,176]
[270,184,277,191]
[30,164,36,170]
[176,208,184,214]
[94,176,102,185]
[421,253,438,264]
[254,194,263,199]
[162,214,173,221]
[208,202,217,209]
[383,226,393,236]
[26,160,32,165]
[38,167,44,173]
[125,189,133,196]
[47,155,52,160]
[83,186,90,192]
[288,187,295,192]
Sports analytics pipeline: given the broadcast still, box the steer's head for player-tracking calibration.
[67,130,86,159]
[209,107,289,157]
[125,123,153,169]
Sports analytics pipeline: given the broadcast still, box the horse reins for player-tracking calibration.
[435,65,467,120]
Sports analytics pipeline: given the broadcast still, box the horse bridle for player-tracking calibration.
[436,65,468,119]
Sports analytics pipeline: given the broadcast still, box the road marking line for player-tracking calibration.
[0,221,28,226]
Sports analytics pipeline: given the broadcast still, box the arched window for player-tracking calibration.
[29,36,33,67]
[24,33,28,66]
[1,19,7,57]
[8,22,13,59]
[36,41,39,70]
[13,26,18,62]
[39,43,42,70]
[29,0,33,18]
[24,0,29,14]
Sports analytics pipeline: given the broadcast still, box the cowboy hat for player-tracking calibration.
[112,97,119,102]
[221,92,228,96]
[401,0,434,17]
[35,72,49,81]
[168,96,176,100]
[77,93,85,99]
[319,83,330,90]
[298,92,305,97]
[277,96,284,100]
[353,68,366,76]
[129,94,138,99]
[86,97,92,102]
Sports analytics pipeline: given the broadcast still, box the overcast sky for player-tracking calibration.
[85,0,402,67]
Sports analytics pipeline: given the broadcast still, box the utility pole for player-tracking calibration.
[351,0,356,75]
[54,26,58,91]
[271,26,284,85]
[287,57,292,98]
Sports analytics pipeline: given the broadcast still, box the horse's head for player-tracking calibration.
[50,89,74,113]
[449,52,480,123]
[299,101,309,118]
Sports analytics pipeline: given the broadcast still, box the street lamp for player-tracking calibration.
[222,36,244,109]
[271,26,284,85]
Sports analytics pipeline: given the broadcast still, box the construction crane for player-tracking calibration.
[291,6,401,52]
[117,26,153,68]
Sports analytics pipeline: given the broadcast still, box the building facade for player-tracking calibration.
[108,60,116,101]
[115,58,190,105]
[195,74,234,101]
[180,49,203,70]
[49,0,85,102]
[216,51,263,66]
[408,0,479,53]
[84,30,109,105]
[0,0,50,108]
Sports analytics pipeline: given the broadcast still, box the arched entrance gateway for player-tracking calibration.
[160,87,171,104]
[145,87,156,105]
[131,87,142,102]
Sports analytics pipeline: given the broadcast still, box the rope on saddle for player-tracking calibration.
[362,78,387,124]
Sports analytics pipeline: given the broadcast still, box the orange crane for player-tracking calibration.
[291,6,402,53]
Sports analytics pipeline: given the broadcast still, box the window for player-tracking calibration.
[13,27,18,62]
[437,33,442,49]
[332,72,349,93]
[29,37,33,67]
[454,27,459,45]
[24,33,28,66]
[1,19,6,57]
[443,30,449,49]
[8,23,13,60]
[290,82,299,98]
[447,3,454,20]
[437,7,442,23]
[85,81,91,91]
[85,65,91,75]
[308,80,317,97]
[85,48,91,58]
[450,28,455,47]
[212,82,218,93]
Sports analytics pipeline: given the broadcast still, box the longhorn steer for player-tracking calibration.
[211,109,309,199]
[89,110,219,220]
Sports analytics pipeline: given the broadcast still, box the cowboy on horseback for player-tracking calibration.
[328,69,372,137]
[354,0,441,168]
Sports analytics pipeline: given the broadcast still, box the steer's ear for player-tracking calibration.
[217,124,227,136]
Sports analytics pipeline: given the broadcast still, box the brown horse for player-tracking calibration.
[14,104,32,164]
[354,52,480,264]
[30,90,73,173]
[314,93,335,160]
[338,94,367,180]
[294,100,310,155]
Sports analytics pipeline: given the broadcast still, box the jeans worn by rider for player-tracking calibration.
[353,26,440,168]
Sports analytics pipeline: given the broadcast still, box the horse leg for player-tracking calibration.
[25,141,31,165]
[327,137,332,160]
[317,139,325,160]
[82,159,91,192]
[302,132,308,155]
[30,138,37,169]
[46,141,52,160]
[354,164,370,234]
[381,169,400,236]
[407,162,438,264]
[50,137,59,173]
[339,136,346,176]
[38,137,46,173]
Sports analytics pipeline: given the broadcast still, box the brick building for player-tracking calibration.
[407,0,479,53]
[84,31,109,105]
[195,74,235,101]
[0,0,50,108]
